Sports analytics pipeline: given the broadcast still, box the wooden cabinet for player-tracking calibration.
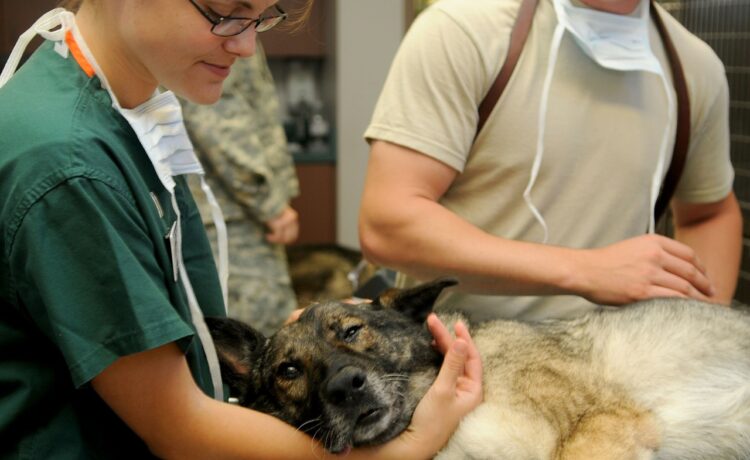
[291,163,336,245]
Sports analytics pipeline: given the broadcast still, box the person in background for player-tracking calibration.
[360,0,742,323]
[181,44,300,336]
[0,0,482,458]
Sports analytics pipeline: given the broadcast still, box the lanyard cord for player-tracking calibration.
[524,23,566,244]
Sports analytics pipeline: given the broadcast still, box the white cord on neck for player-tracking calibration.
[525,23,566,244]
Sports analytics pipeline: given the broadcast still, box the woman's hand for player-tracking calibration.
[392,314,483,458]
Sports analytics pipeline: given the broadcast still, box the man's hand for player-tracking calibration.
[265,205,299,245]
[576,234,715,305]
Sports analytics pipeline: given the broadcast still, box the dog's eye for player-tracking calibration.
[276,363,301,380]
[342,325,362,343]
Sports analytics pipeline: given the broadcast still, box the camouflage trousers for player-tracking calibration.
[205,221,297,337]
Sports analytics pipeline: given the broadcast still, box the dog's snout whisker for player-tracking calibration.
[297,417,323,432]
[381,373,409,382]
[324,430,334,452]
[309,427,322,457]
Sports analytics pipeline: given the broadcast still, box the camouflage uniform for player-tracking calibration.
[181,45,300,336]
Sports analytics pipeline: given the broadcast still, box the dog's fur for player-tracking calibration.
[208,279,750,459]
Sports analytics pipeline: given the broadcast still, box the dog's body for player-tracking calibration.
[208,279,750,459]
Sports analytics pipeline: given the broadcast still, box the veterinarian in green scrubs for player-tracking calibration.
[0,1,482,459]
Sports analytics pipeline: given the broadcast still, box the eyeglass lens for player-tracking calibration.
[212,10,286,36]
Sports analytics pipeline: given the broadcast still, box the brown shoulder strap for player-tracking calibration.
[475,0,539,138]
[651,0,690,222]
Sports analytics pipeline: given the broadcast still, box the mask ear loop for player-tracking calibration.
[0,8,68,88]
[199,176,229,313]
[525,23,566,244]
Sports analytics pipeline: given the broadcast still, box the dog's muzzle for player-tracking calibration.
[325,366,368,405]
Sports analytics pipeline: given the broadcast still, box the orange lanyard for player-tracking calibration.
[65,30,94,78]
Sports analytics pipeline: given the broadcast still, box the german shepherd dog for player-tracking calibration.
[207,279,750,459]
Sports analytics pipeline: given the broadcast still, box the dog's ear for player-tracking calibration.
[205,316,267,405]
[373,277,458,323]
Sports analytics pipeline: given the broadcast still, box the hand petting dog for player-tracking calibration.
[405,314,483,458]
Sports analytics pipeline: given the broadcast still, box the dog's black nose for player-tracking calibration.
[325,366,367,405]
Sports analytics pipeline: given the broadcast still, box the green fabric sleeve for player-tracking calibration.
[9,175,194,388]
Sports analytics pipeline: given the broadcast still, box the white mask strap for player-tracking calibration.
[525,23,566,244]
[199,176,229,312]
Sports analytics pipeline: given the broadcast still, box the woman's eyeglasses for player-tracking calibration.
[189,0,287,37]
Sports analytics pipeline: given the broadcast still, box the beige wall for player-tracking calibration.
[335,0,406,249]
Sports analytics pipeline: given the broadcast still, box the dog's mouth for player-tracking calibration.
[356,406,385,426]
[322,405,393,454]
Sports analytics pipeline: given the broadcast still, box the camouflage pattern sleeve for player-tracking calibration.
[181,44,299,223]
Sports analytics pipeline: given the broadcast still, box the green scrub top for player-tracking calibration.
[0,42,226,458]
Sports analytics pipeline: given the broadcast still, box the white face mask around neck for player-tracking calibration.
[554,0,664,74]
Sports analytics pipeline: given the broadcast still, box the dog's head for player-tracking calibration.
[207,278,457,453]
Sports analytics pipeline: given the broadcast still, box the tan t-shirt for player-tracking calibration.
[364,0,733,321]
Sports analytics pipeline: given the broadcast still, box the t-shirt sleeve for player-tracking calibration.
[8,175,194,388]
[675,45,735,203]
[364,7,495,172]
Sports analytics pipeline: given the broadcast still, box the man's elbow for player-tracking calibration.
[359,220,394,268]
[358,196,421,269]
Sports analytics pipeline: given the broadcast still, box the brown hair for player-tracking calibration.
[278,0,315,32]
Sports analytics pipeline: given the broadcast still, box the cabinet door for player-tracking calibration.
[291,163,336,245]
[260,0,328,57]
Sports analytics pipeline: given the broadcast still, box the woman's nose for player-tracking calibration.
[224,27,257,57]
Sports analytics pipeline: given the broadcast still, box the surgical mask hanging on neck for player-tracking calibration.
[525,0,675,242]
[118,92,230,305]
[553,0,663,74]
[1,8,228,401]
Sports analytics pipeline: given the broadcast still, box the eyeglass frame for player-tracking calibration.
[188,0,287,37]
